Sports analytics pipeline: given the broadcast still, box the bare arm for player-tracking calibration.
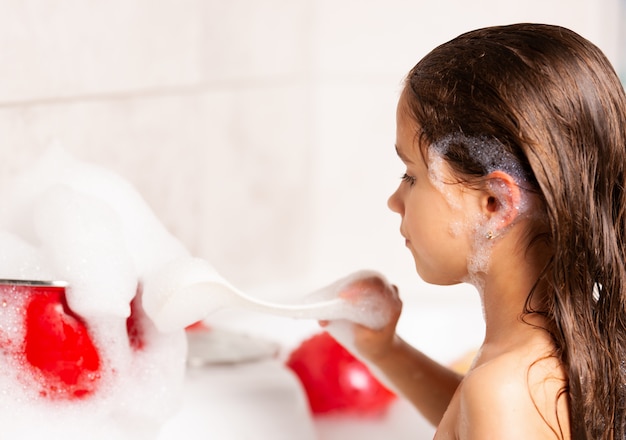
[354,325,462,426]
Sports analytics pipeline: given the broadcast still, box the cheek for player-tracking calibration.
[403,200,452,253]
[446,219,467,238]
[404,190,451,233]
[404,200,479,282]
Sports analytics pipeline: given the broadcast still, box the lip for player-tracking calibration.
[398,231,407,242]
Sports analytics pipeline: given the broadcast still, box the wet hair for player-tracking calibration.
[403,23,626,439]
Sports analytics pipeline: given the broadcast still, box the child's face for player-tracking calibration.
[388,96,483,286]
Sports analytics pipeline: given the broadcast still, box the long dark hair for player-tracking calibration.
[403,23,626,439]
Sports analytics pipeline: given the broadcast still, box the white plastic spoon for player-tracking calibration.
[142,257,345,333]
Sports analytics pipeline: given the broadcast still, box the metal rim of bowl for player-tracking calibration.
[0,279,68,287]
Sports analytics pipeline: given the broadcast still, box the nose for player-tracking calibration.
[387,185,403,214]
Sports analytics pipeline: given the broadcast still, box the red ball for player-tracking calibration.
[286,332,395,416]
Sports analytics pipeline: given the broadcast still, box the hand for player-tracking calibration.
[320,273,402,363]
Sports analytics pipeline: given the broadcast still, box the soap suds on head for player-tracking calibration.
[427,152,462,209]
[430,133,531,185]
[427,133,533,289]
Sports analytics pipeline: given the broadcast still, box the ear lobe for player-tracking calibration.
[482,170,522,232]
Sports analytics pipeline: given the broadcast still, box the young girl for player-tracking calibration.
[328,23,626,439]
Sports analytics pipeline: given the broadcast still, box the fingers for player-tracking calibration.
[316,272,402,331]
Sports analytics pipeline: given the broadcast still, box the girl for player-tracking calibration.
[330,23,626,439]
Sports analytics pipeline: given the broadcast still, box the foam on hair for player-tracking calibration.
[427,133,534,289]
[431,133,531,185]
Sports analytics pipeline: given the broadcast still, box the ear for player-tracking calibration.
[480,170,522,232]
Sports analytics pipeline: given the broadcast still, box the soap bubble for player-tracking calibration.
[303,270,398,330]
[0,147,188,439]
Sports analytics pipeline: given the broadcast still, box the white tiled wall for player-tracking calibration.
[0,0,620,303]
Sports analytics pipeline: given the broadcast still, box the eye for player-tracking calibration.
[401,173,416,186]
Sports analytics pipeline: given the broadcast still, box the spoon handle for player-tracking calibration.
[226,290,344,320]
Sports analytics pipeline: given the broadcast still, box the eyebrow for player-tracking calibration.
[395,145,413,163]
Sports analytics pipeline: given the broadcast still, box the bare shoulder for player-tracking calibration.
[456,350,569,439]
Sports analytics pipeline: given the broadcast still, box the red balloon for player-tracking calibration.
[286,332,395,416]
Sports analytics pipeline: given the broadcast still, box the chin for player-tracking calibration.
[414,265,462,286]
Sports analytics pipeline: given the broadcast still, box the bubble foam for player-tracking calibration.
[302,270,397,330]
[0,147,188,439]
[430,133,531,185]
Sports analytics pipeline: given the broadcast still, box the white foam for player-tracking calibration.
[302,270,397,330]
[33,185,137,318]
[431,133,530,185]
[0,231,54,280]
[0,147,188,439]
